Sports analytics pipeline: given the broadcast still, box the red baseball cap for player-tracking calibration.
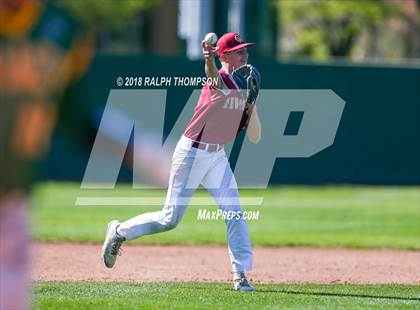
[216,32,254,57]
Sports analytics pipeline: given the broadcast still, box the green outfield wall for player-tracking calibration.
[45,56,420,185]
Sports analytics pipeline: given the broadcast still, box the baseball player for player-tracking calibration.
[102,32,261,291]
[0,0,93,308]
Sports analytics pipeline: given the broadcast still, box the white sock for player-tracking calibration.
[116,225,126,239]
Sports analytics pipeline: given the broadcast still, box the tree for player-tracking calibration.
[56,0,160,53]
[56,0,159,30]
[275,0,403,61]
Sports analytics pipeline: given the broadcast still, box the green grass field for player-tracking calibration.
[34,282,419,309]
[31,182,420,249]
[31,183,419,309]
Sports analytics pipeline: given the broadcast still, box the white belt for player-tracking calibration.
[182,136,224,152]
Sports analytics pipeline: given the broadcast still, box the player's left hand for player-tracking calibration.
[231,64,261,104]
[246,65,261,104]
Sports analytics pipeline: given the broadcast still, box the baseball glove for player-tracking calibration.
[231,64,261,104]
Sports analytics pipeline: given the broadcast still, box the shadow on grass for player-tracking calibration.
[254,289,420,302]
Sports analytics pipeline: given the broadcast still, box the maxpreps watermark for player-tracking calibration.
[197,209,260,221]
[77,89,345,206]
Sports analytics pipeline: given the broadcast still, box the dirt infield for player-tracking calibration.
[31,242,420,284]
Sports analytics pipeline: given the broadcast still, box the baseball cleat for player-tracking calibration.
[102,220,125,268]
[233,274,256,291]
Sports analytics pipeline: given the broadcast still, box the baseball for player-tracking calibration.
[204,32,218,45]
